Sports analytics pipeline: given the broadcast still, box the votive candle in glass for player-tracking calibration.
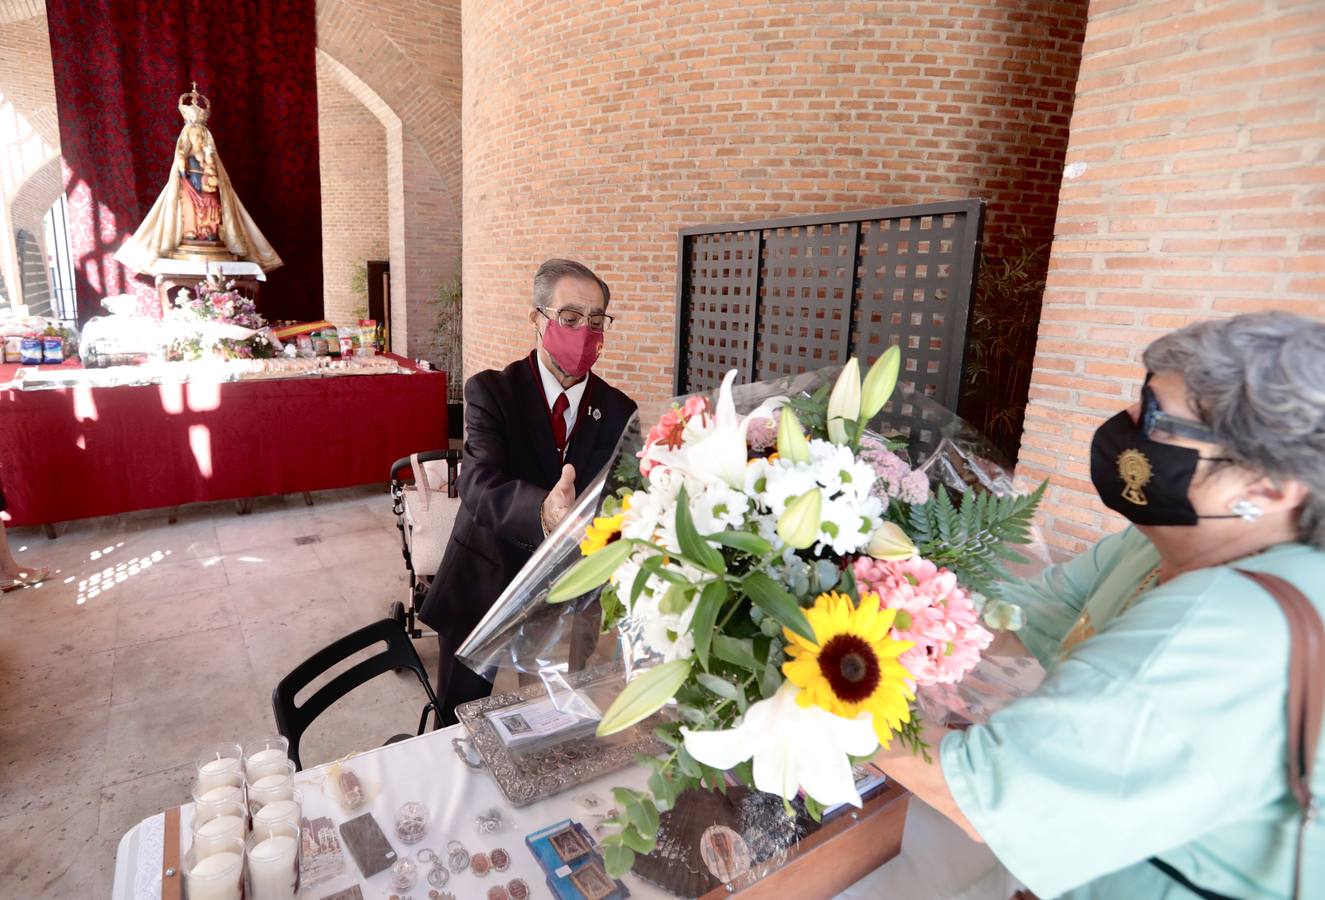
[252,790,301,842]
[195,743,244,795]
[247,820,300,900]
[243,736,291,782]
[247,759,295,815]
[185,835,244,900]
[192,784,246,826]
[192,802,247,858]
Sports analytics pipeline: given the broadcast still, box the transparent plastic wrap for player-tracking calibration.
[455,365,1054,730]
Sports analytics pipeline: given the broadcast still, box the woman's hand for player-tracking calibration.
[873,718,985,844]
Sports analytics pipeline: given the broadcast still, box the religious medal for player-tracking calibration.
[489,848,510,872]
[470,851,492,877]
[486,887,509,900]
[446,841,470,873]
[506,878,530,900]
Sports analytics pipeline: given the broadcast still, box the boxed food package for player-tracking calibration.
[43,336,64,363]
[20,335,43,364]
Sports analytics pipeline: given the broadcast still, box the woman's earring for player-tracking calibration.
[1230,498,1264,522]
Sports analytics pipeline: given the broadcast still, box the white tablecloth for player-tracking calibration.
[112,724,1018,900]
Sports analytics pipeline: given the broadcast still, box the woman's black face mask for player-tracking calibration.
[1089,386,1236,527]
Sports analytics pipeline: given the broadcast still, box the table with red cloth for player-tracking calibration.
[0,355,447,527]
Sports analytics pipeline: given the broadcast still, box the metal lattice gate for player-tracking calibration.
[674,200,986,414]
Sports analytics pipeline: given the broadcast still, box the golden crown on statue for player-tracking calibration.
[177,82,211,126]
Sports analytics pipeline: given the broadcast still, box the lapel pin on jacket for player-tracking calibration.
[590,406,602,421]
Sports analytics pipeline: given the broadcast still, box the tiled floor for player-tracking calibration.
[0,486,460,898]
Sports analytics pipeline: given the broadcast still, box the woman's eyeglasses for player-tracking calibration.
[1140,383,1220,444]
[536,306,614,331]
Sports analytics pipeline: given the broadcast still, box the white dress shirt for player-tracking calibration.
[535,353,587,441]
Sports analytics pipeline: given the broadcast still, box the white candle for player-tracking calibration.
[248,771,294,812]
[247,834,298,900]
[197,785,242,804]
[186,850,243,900]
[196,756,242,794]
[252,799,301,841]
[193,814,245,857]
[245,747,289,782]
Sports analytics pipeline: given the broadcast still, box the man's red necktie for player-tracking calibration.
[551,392,569,455]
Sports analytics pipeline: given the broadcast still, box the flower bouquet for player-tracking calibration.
[543,349,1044,877]
[164,278,278,361]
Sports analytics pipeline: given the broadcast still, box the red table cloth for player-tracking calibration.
[0,356,447,527]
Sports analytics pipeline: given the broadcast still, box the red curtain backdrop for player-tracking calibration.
[46,0,322,324]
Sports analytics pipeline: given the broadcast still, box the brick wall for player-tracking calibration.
[317,0,462,365]
[1016,0,1325,556]
[462,0,1088,411]
[316,57,388,327]
[0,13,59,309]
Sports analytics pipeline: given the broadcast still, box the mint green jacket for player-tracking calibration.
[940,527,1325,899]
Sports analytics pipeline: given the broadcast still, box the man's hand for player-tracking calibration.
[541,464,577,535]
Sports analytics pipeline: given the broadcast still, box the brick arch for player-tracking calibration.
[315,0,460,217]
[10,151,60,235]
[0,0,41,26]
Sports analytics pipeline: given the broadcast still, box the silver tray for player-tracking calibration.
[456,664,663,807]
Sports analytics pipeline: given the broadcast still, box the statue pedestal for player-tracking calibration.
[152,259,267,315]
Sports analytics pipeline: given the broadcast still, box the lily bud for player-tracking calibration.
[776,406,812,464]
[860,345,901,420]
[867,521,917,561]
[777,489,822,549]
[826,358,861,444]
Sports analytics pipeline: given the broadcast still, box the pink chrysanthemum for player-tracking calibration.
[851,555,992,687]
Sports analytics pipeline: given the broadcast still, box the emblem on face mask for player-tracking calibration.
[1117,448,1152,506]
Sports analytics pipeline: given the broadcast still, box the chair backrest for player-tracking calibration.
[271,618,439,770]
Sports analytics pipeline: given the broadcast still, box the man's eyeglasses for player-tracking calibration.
[536,306,614,331]
[1140,383,1220,444]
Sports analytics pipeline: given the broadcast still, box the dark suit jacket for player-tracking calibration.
[418,352,637,644]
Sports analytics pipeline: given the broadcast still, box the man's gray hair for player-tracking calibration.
[1143,311,1325,547]
[532,259,611,309]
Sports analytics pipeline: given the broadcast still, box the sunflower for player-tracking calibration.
[782,590,915,745]
[579,496,631,556]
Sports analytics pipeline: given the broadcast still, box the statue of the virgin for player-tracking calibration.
[115,86,282,274]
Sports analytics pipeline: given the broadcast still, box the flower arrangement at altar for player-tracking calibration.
[165,278,277,361]
[548,349,1044,876]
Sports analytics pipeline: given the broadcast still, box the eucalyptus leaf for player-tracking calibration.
[742,571,815,641]
[619,825,656,854]
[675,486,725,573]
[813,559,841,592]
[596,659,691,737]
[603,843,635,879]
[548,539,634,603]
[690,580,728,670]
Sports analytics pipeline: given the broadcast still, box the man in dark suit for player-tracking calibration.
[418,259,637,725]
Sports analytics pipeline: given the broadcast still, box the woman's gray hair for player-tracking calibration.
[1143,311,1325,547]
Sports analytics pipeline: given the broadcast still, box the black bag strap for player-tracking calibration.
[1149,569,1322,900]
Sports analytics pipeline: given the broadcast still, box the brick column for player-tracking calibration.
[1017,0,1325,554]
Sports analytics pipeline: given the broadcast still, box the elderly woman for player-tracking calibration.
[875,312,1324,899]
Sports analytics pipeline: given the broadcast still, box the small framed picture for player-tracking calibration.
[569,861,617,900]
[549,824,591,863]
[500,713,533,735]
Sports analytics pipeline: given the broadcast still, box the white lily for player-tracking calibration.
[642,370,781,489]
[827,358,861,444]
[867,521,918,560]
[681,682,880,809]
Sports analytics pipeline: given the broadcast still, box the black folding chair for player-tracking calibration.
[271,618,440,770]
